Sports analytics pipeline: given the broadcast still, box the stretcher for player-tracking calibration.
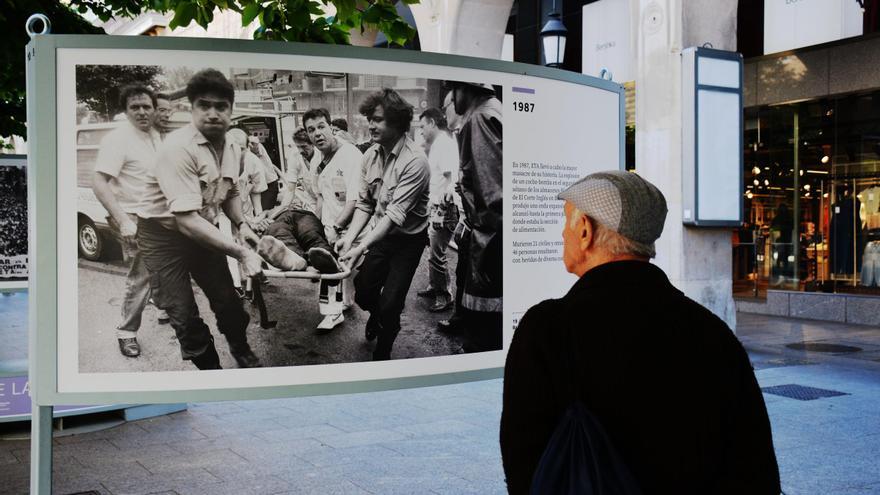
[251,262,354,329]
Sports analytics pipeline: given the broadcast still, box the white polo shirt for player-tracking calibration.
[316,141,363,229]
[94,120,161,215]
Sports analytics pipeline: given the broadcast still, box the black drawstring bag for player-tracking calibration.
[530,302,643,495]
[529,401,642,495]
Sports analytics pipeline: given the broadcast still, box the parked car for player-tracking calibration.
[76,122,116,261]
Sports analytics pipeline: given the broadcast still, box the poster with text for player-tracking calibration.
[43,41,620,400]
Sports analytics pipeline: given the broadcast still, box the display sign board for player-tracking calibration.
[681,47,743,227]
[0,154,28,290]
[764,0,863,55]
[27,35,623,406]
[582,0,633,82]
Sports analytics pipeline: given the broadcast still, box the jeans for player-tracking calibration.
[861,241,880,287]
[137,218,250,360]
[113,213,152,336]
[265,209,334,260]
[354,229,427,357]
[428,204,458,300]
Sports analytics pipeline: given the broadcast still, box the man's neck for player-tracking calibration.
[207,137,225,155]
[574,252,649,278]
[379,135,403,155]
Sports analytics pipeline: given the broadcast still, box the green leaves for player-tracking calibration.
[242,2,261,25]
[64,0,420,45]
[169,1,197,29]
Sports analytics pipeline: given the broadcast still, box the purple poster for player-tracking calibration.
[0,376,93,419]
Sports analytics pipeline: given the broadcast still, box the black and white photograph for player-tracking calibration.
[73,63,503,373]
[0,155,28,288]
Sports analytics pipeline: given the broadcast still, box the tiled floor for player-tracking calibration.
[1,312,879,494]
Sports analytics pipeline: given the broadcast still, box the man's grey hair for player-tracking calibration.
[570,208,656,258]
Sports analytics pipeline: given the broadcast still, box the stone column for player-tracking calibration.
[633,0,739,328]
[410,0,514,58]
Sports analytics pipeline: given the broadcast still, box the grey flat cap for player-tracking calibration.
[557,170,667,246]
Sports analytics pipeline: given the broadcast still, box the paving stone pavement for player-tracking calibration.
[1,313,879,494]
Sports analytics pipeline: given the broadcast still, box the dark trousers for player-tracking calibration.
[137,218,249,361]
[265,209,334,260]
[354,230,427,357]
[261,180,280,211]
[454,223,502,353]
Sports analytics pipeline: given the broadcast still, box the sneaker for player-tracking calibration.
[157,309,170,324]
[230,344,262,368]
[118,337,141,357]
[316,313,345,333]
[308,247,341,274]
[257,235,307,271]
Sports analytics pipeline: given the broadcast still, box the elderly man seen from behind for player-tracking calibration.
[500,170,780,494]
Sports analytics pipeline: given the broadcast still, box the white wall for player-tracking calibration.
[764,0,863,55]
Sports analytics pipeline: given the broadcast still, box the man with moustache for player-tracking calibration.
[336,88,430,361]
[135,69,264,370]
[282,127,322,214]
[306,108,364,330]
[92,84,162,358]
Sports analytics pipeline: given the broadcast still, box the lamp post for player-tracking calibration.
[540,10,568,68]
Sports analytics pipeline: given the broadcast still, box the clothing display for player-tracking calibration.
[829,196,863,275]
[861,241,880,287]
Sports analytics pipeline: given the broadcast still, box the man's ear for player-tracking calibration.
[580,215,594,251]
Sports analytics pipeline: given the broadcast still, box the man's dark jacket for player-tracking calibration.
[500,261,780,494]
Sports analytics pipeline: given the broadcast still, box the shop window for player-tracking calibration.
[735,90,880,297]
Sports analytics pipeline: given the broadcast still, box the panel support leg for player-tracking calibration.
[30,404,53,495]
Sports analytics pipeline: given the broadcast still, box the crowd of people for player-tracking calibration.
[0,169,27,259]
[88,68,503,369]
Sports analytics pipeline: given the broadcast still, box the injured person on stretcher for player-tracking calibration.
[252,207,354,332]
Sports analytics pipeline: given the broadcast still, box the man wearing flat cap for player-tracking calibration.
[500,171,780,494]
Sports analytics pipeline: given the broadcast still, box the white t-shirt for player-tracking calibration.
[239,150,268,218]
[281,149,323,214]
[254,142,280,182]
[427,131,461,207]
[316,141,363,229]
[94,121,161,215]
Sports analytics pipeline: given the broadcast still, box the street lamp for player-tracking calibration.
[541,11,567,68]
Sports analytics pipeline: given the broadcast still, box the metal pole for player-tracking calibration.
[25,14,54,495]
[793,111,800,289]
[853,178,858,286]
[754,230,759,298]
[30,405,53,495]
